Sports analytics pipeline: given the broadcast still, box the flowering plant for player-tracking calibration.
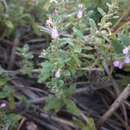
[0,0,130,129]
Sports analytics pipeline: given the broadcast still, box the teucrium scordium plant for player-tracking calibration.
[38,0,121,116]
[0,0,129,129]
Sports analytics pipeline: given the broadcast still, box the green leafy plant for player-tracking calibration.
[0,76,21,130]
[38,0,120,113]
[17,44,34,76]
[0,111,21,130]
[0,0,130,129]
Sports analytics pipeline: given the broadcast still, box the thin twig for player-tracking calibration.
[97,84,130,129]
[40,113,77,128]
[103,62,129,129]
[8,31,20,69]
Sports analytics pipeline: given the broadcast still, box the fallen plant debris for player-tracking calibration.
[0,0,130,130]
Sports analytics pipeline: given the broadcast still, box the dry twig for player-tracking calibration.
[97,84,130,129]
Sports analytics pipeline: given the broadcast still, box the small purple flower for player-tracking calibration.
[123,47,129,55]
[46,17,53,27]
[0,101,7,109]
[55,69,61,78]
[118,62,124,69]
[51,28,59,39]
[113,60,120,67]
[113,60,124,69]
[77,9,83,19]
[124,56,130,64]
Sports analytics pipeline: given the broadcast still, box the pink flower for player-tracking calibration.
[0,102,7,109]
[51,28,59,39]
[55,69,61,78]
[123,47,130,55]
[113,60,124,69]
[77,9,83,19]
[113,61,120,67]
[118,62,124,69]
[46,17,53,27]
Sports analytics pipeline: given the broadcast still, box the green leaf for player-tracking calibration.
[42,1,51,11]
[8,94,15,110]
[5,20,14,29]
[73,27,84,39]
[74,46,82,53]
[59,38,74,46]
[63,85,75,97]
[81,53,95,59]
[38,61,53,83]
[65,100,80,116]
[32,22,41,35]
[83,118,96,130]
[119,33,130,47]
[4,113,21,129]
[0,77,8,87]
[0,86,13,99]
[44,96,64,112]
[97,7,106,16]
[89,18,97,34]
[111,36,124,54]
[81,0,89,5]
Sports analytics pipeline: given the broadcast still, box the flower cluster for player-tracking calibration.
[46,17,59,40]
[113,46,130,69]
[77,4,84,19]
